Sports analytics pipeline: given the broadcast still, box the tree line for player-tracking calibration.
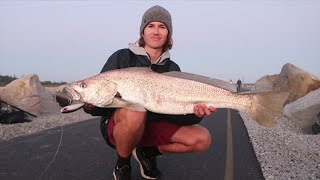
[0,75,67,87]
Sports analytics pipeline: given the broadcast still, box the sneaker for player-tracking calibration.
[113,165,131,180]
[133,148,161,179]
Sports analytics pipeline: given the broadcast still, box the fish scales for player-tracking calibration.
[64,67,289,127]
[104,69,251,114]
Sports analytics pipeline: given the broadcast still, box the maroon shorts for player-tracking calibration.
[107,113,182,147]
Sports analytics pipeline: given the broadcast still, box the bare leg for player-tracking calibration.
[158,125,211,153]
[113,108,146,157]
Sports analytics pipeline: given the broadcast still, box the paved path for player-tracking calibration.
[0,109,264,180]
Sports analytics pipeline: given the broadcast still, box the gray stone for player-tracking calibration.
[284,88,320,130]
[252,63,320,105]
[274,63,320,105]
[251,74,278,92]
[0,74,60,116]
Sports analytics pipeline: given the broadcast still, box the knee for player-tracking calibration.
[194,128,211,152]
[114,108,146,130]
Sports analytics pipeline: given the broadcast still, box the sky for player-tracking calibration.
[0,1,319,83]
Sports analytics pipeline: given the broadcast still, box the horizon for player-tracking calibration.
[1,1,319,83]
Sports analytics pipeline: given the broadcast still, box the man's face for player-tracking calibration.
[143,21,168,50]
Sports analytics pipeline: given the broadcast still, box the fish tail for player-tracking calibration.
[246,91,289,127]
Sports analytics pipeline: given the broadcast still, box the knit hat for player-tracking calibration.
[140,5,173,36]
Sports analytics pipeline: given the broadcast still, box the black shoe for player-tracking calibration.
[133,148,161,179]
[113,165,131,180]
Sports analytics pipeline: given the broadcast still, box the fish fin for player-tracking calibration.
[247,91,289,127]
[103,97,130,108]
[104,98,146,112]
[123,104,146,112]
[98,80,118,106]
[163,71,236,92]
[117,67,153,72]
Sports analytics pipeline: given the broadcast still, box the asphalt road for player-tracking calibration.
[0,108,264,180]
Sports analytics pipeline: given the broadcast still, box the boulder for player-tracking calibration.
[252,63,320,105]
[56,84,68,93]
[274,63,320,104]
[251,74,278,92]
[283,88,320,130]
[0,74,60,116]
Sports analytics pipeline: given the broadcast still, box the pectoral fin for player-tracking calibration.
[103,98,146,112]
[103,97,130,108]
[98,80,118,106]
[124,104,146,112]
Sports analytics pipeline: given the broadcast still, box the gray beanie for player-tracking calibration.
[140,5,173,36]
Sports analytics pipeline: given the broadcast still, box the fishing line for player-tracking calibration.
[40,125,64,178]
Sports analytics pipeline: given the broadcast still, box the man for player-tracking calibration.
[237,79,242,92]
[84,5,216,180]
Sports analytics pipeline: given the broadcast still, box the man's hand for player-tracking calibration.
[193,103,216,118]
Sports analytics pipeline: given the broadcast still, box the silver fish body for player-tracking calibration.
[64,67,288,127]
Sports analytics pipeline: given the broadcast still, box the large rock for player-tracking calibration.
[0,74,60,116]
[284,88,320,130]
[251,74,278,92]
[274,63,320,104]
[252,63,320,105]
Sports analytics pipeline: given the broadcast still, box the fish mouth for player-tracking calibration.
[63,87,82,101]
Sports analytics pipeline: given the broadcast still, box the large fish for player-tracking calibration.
[63,67,289,127]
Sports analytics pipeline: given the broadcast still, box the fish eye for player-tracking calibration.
[80,82,87,88]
